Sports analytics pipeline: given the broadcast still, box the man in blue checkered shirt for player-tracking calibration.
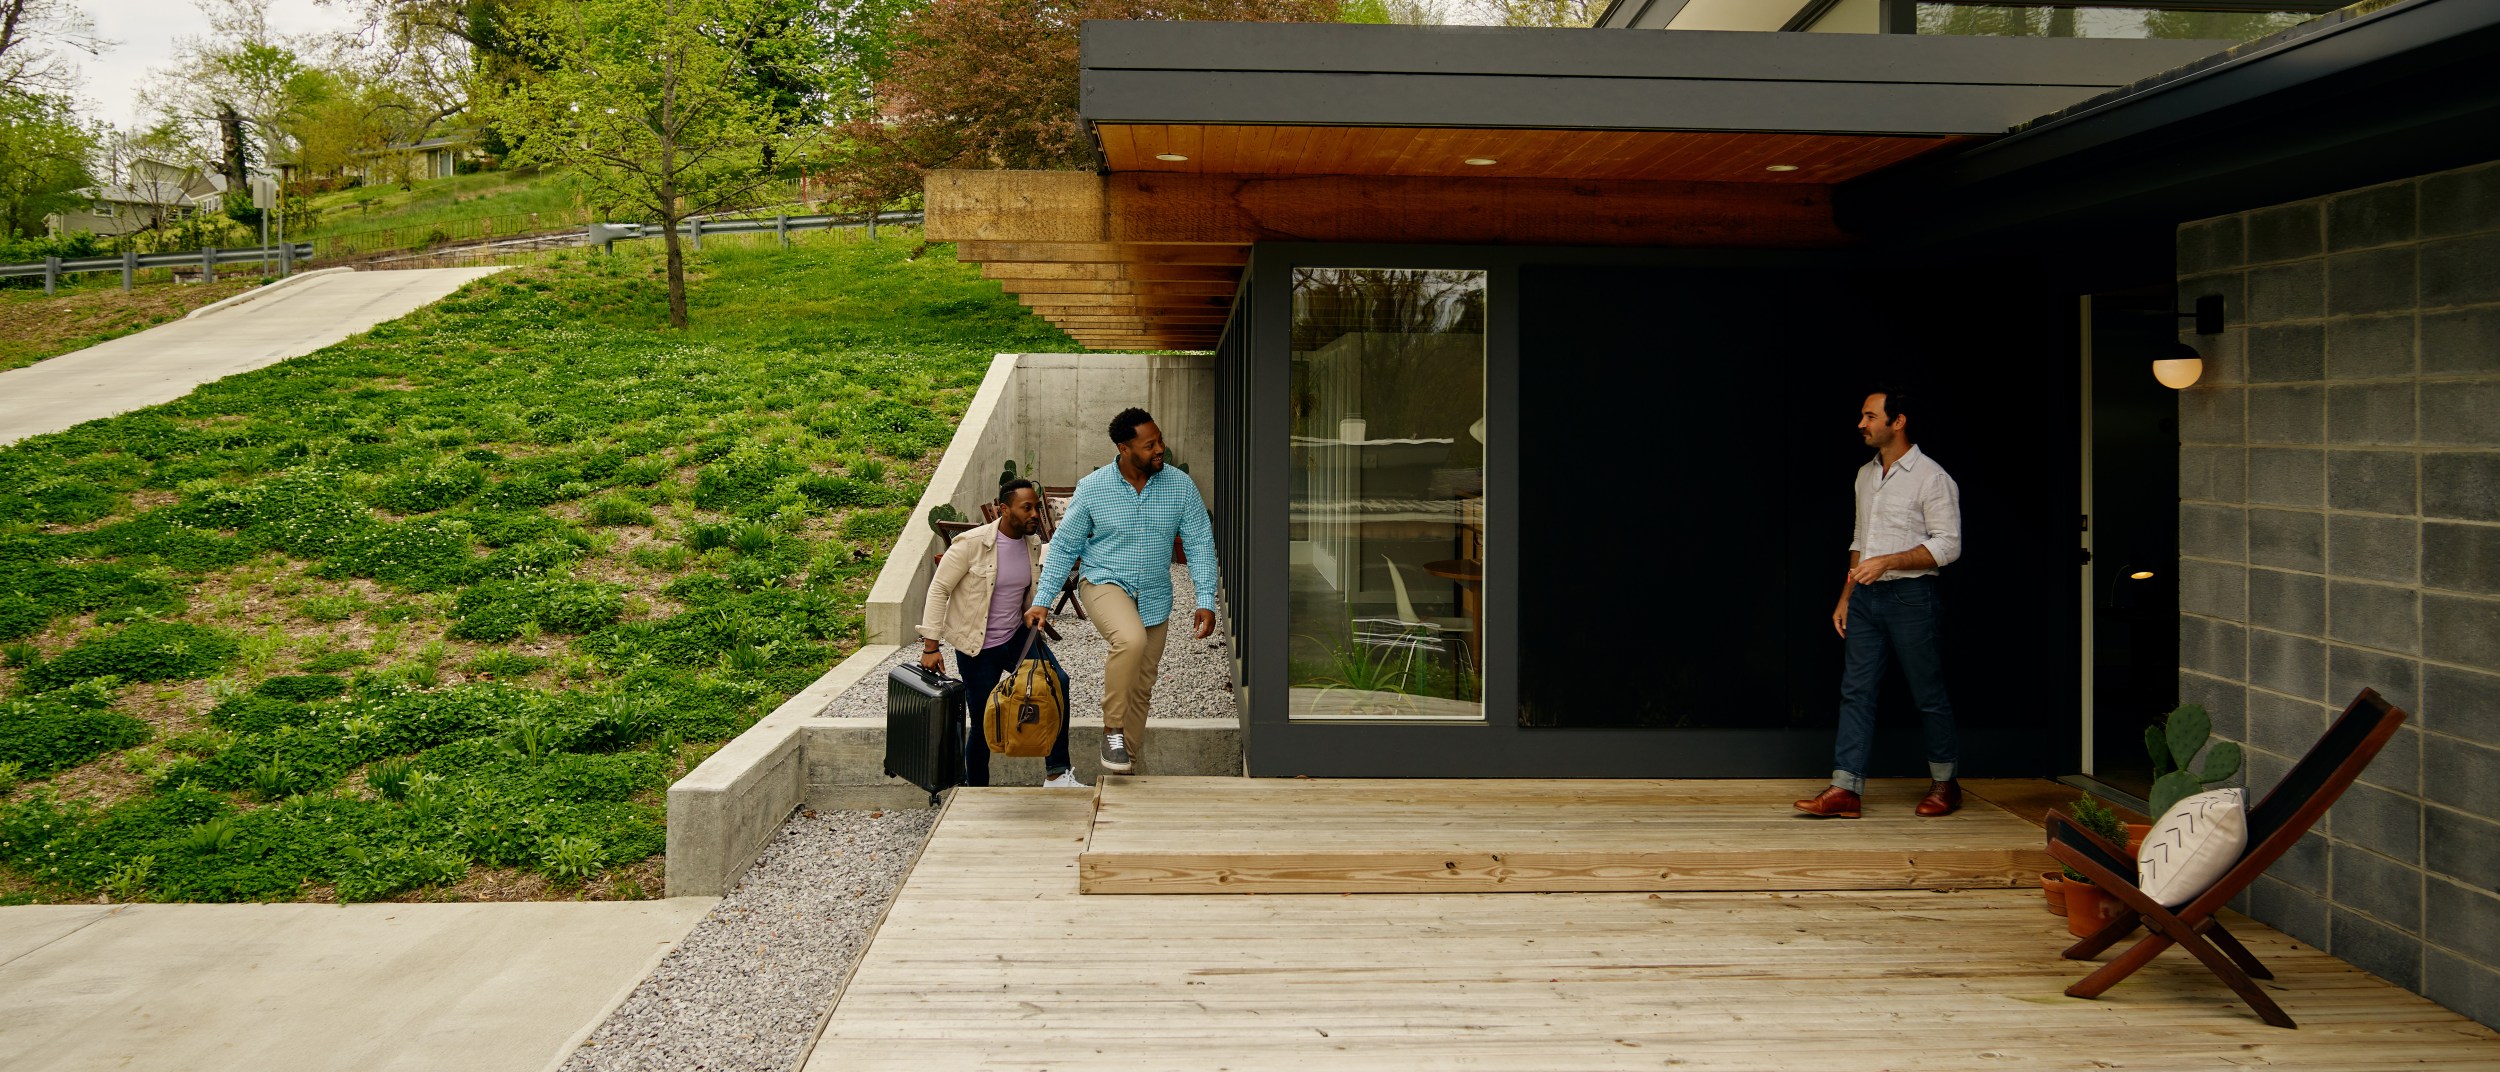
[1024,407,1219,774]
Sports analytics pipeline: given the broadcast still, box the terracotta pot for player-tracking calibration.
[2065,881,2125,939]
[2041,871,2069,916]
[2125,823,2152,856]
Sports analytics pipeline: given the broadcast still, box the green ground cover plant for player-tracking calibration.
[0,232,1073,903]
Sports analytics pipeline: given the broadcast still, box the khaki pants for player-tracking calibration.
[1080,580,1167,763]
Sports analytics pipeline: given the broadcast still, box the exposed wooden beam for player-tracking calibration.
[980,263,1240,283]
[998,279,1238,296]
[955,241,1252,265]
[1018,292,1232,309]
[929,169,1848,251]
[1105,172,1844,248]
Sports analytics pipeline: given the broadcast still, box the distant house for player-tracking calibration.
[356,131,485,183]
[46,158,230,238]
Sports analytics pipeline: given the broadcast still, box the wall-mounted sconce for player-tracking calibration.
[2154,294,2226,390]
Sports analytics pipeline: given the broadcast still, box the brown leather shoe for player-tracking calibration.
[1915,779,1963,817]
[1793,785,1862,818]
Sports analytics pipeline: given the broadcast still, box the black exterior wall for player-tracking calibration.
[1217,240,2171,778]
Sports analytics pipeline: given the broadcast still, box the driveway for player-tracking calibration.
[0,267,503,447]
[0,899,715,1072]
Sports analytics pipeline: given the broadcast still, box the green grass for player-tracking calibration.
[0,233,1074,902]
[297,169,592,241]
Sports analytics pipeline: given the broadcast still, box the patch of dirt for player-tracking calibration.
[0,278,265,372]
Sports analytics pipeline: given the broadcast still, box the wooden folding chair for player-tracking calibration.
[2048,687,2408,1028]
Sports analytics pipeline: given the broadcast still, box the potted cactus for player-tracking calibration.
[2146,702,2244,820]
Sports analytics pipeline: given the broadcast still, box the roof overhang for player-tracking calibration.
[930,21,2225,350]
[1839,0,2500,245]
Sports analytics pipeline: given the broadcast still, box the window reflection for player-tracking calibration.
[1287,268,1487,721]
[1915,3,2313,41]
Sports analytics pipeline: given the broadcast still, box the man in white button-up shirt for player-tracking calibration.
[1796,390,1966,820]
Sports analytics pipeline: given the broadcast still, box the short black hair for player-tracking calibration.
[1869,387,1918,439]
[996,478,1038,505]
[1108,407,1155,446]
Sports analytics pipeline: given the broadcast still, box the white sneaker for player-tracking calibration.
[1042,770,1088,789]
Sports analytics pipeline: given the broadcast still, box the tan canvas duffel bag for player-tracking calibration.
[983,629,1066,757]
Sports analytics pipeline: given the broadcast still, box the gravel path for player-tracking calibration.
[821,564,1238,722]
[557,807,937,1072]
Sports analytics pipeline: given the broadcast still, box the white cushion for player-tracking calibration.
[2136,788,2248,909]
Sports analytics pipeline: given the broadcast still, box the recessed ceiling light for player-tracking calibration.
[1463,158,1497,166]
[2130,570,2156,580]
[1764,164,1801,172]
[1154,153,1188,162]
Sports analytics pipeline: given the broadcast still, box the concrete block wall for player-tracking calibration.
[2174,156,2500,1028]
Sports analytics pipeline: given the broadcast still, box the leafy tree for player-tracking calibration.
[0,89,94,238]
[141,0,323,188]
[490,0,825,328]
[826,0,1341,213]
[0,0,109,96]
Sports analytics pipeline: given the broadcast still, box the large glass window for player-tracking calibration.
[1286,268,1486,721]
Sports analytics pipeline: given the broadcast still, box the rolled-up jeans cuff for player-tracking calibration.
[1831,770,1865,794]
[1930,762,1957,783]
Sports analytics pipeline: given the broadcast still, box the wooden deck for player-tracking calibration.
[1079,776,2057,894]
[805,790,2500,1071]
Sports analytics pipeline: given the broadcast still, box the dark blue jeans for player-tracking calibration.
[952,626,1071,786]
[1832,575,1958,793]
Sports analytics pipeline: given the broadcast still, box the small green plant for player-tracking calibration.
[542,835,603,885]
[301,650,372,673]
[630,543,694,572]
[0,760,23,795]
[2,642,39,668]
[730,522,778,554]
[585,494,656,527]
[721,642,773,672]
[2146,702,2243,819]
[684,522,735,552]
[2061,795,2130,881]
[105,854,155,901]
[853,458,887,483]
[251,756,295,801]
[124,744,162,775]
[300,593,365,622]
[367,757,417,801]
[502,716,554,765]
[180,815,240,855]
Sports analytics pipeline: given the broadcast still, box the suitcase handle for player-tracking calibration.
[909,662,954,684]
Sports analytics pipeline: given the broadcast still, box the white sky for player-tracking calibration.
[73,0,363,132]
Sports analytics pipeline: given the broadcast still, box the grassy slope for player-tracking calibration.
[0,232,1073,903]
[298,169,590,240]
[0,278,268,372]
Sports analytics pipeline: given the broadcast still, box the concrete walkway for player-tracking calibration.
[0,898,715,1072]
[0,267,503,447]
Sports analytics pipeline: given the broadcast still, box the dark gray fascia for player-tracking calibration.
[1080,21,2225,88]
[1083,71,2125,137]
[1078,22,2227,136]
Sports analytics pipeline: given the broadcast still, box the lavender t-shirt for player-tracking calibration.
[984,530,1032,652]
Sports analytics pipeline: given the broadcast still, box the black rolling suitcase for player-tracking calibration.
[884,663,965,806]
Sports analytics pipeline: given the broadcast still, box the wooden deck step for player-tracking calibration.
[1078,776,2058,894]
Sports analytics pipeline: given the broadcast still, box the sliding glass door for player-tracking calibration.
[1284,267,1488,721]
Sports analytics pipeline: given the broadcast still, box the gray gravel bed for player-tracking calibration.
[822,564,1237,722]
[557,807,937,1072]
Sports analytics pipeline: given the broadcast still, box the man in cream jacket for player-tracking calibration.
[918,479,1079,787]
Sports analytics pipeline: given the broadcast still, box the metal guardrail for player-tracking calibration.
[0,243,315,296]
[588,210,923,252]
